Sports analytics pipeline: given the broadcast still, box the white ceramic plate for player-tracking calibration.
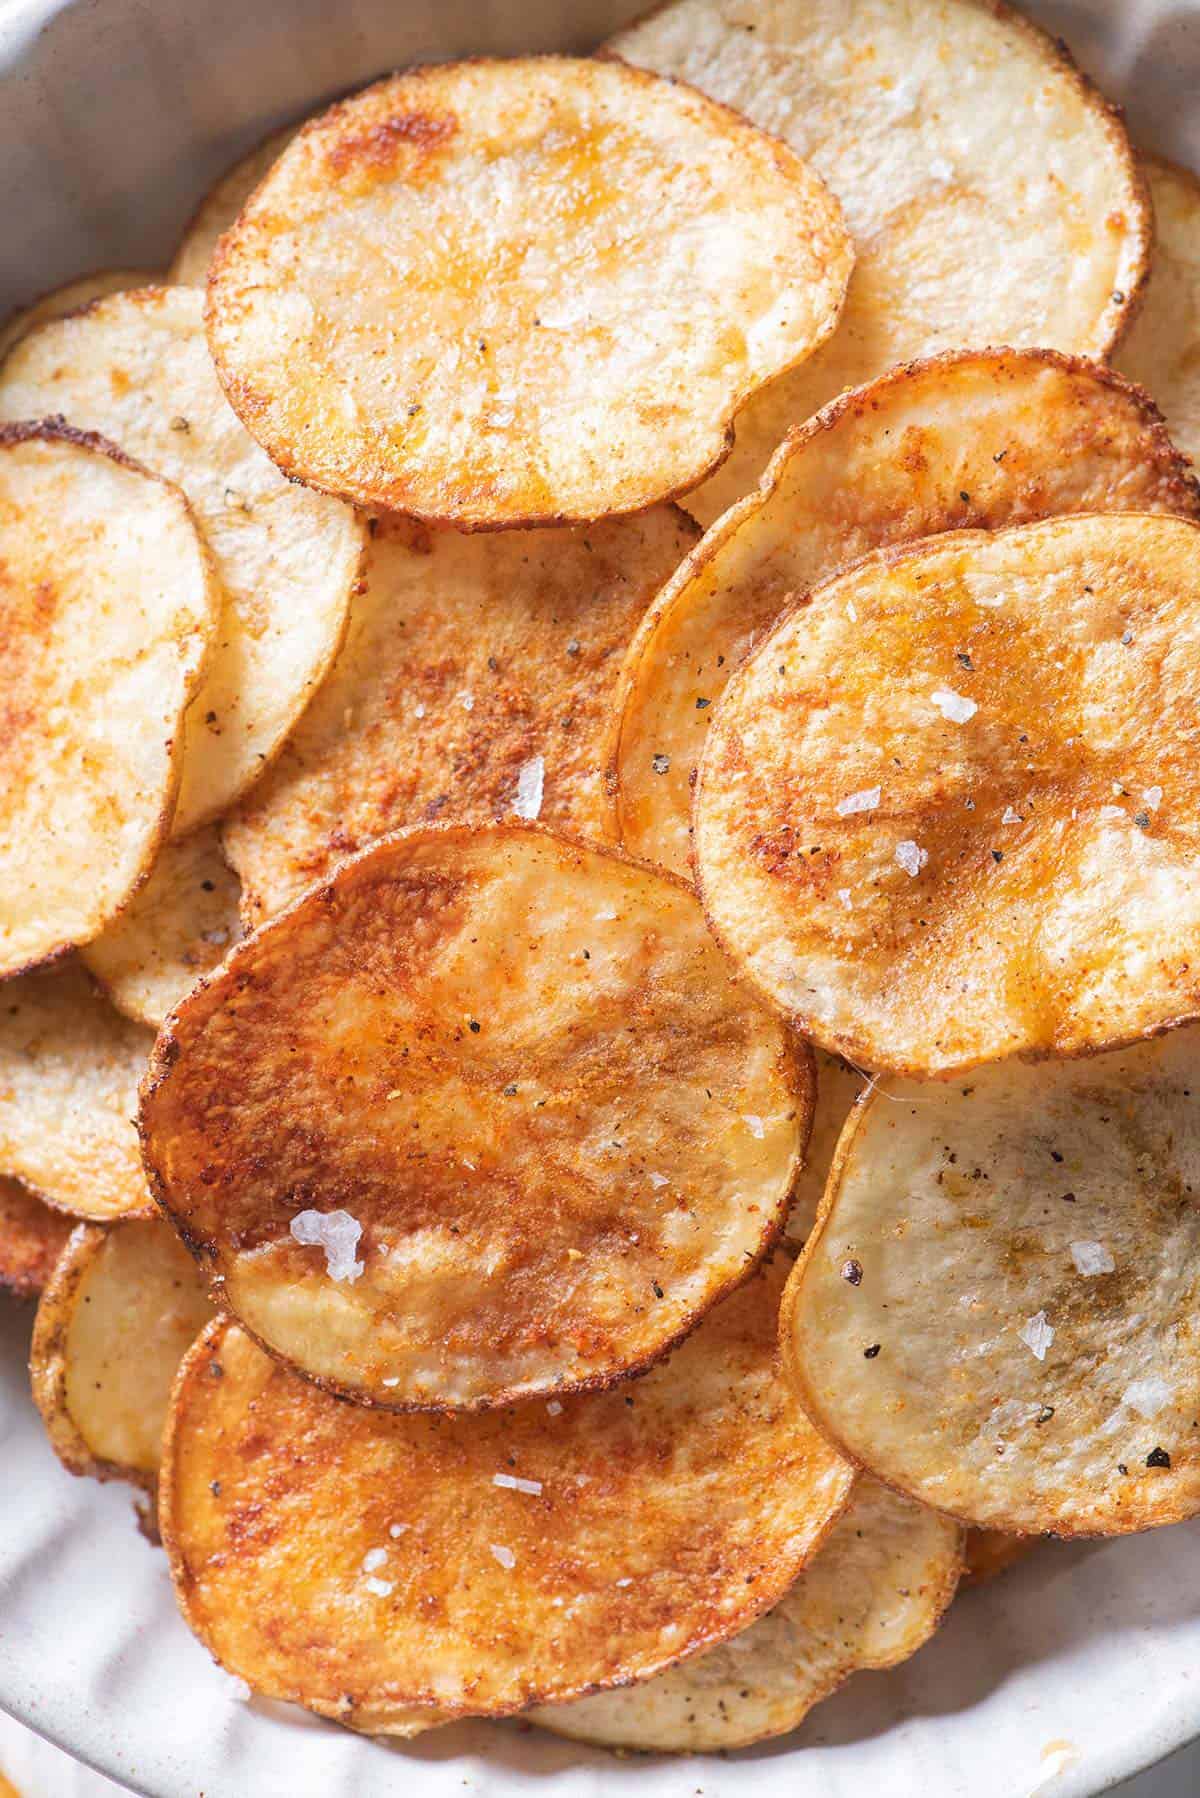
[1,2,1199,1794]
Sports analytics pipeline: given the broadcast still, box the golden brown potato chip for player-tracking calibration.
[782,1026,1200,1535]
[0,268,157,360]
[0,421,218,979]
[609,0,1151,524]
[0,1178,72,1297]
[224,508,696,925]
[161,1263,854,1725]
[31,1220,213,1488]
[614,350,1200,877]
[786,1049,864,1249]
[169,126,297,287]
[697,512,1200,1076]
[0,287,364,833]
[142,825,811,1409]
[205,58,852,528]
[532,1475,960,1750]
[82,826,242,1028]
[961,1530,1036,1589]
[0,962,155,1222]
[1117,156,1200,468]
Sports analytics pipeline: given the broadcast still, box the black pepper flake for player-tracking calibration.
[1061,1191,1076,1203]
[1112,289,1125,304]
[1035,1405,1055,1425]
[991,849,1003,863]
[201,880,215,893]
[1121,630,1134,646]
[841,1258,863,1286]
[170,415,190,433]
[503,1083,518,1096]
[1050,1150,1064,1163]
[652,753,670,775]
[210,1479,222,1496]
[1147,1446,1172,1469]
[1118,1463,1128,1475]
[487,655,499,672]
[863,1343,881,1359]
[956,651,974,671]
[468,1020,481,1033]
[624,1395,635,1407]
[567,639,581,656]
[959,490,971,504]
[652,1281,664,1299]
[1135,812,1150,829]
[695,697,710,709]
[993,449,1008,464]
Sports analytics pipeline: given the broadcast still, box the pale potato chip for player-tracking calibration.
[141,825,811,1409]
[0,1178,72,1297]
[614,350,1200,878]
[0,421,218,978]
[0,287,364,833]
[83,826,242,1028]
[0,962,155,1222]
[225,507,696,925]
[697,512,1200,1076]
[169,126,297,287]
[787,1049,864,1248]
[609,0,1151,524]
[160,1262,854,1726]
[962,1530,1036,1588]
[0,268,156,359]
[782,1026,1200,1535]
[532,1475,960,1750]
[205,57,852,528]
[31,1219,213,1488]
[1117,156,1200,468]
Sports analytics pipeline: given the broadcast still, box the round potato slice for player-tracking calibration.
[697,512,1200,1076]
[786,1049,864,1249]
[0,287,364,833]
[169,125,297,287]
[609,0,1151,524]
[613,350,1200,877]
[0,268,156,360]
[161,1262,854,1725]
[205,57,852,528]
[225,507,696,925]
[0,421,217,978]
[82,826,242,1028]
[0,1179,72,1298]
[31,1220,213,1489]
[141,825,811,1409]
[532,1475,960,1750]
[1117,156,1200,468]
[962,1530,1036,1589]
[782,1026,1200,1535]
[0,962,156,1222]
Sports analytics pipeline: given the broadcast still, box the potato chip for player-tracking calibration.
[83,826,242,1028]
[0,421,217,978]
[782,1026,1200,1535]
[532,1475,960,1750]
[160,1262,854,1725]
[225,507,696,925]
[608,0,1151,524]
[1117,156,1200,468]
[786,1049,864,1249]
[205,58,852,528]
[0,962,155,1222]
[697,512,1200,1076]
[31,1220,213,1488]
[169,126,297,287]
[614,350,1200,878]
[962,1530,1036,1589]
[142,825,811,1409]
[0,287,364,832]
[0,1178,72,1297]
[0,268,156,359]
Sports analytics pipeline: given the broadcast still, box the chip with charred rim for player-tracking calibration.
[0,1179,73,1298]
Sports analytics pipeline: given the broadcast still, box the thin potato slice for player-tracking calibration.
[532,1475,960,1750]
[31,1220,213,1488]
[160,1264,854,1725]
[225,508,696,925]
[782,1027,1200,1535]
[609,0,1151,524]
[141,825,811,1409]
[0,422,217,977]
[787,1050,864,1249]
[0,287,364,833]
[1118,156,1200,468]
[614,350,1200,877]
[0,1179,72,1297]
[205,58,852,528]
[0,268,156,359]
[0,962,155,1222]
[697,512,1200,1076]
[962,1530,1036,1589]
[83,826,242,1028]
[169,126,297,287]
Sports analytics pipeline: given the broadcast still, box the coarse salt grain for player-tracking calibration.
[364,1577,394,1598]
[289,1209,363,1282]
[1099,804,1125,822]
[616,1577,633,1588]
[546,1399,564,1416]
[1018,1311,1054,1361]
[513,755,544,821]
[1001,805,1022,825]
[929,156,954,181]
[381,1375,400,1388]
[1144,785,1163,812]
[931,687,977,723]
[413,703,426,719]
[594,906,617,921]
[489,1544,516,1570]
[1070,1240,1115,1277]
[837,888,852,909]
[846,601,858,622]
[493,1472,543,1495]
[1123,1376,1171,1419]
[362,1547,388,1573]
[459,691,475,712]
[894,840,928,877]
[836,786,881,817]
[648,1171,670,1188]
[743,1114,765,1139]
[389,1522,410,1538]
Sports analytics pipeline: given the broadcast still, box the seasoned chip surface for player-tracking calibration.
[0,962,156,1221]
[614,350,1200,877]
[1117,156,1200,468]
[609,0,1151,523]
[169,125,297,287]
[142,825,811,1408]
[205,58,851,527]
[697,513,1200,1075]
[0,287,363,832]
[0,422,217,978]
[0,1179,72,1297]
[532,1475,960,1750]
[161,1265,853,1724]
[32,1220,213,1487]
[0,268,156,359]
[782,1028,1200,1534]
[225,507,696,925]
[83,826,242,1027]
